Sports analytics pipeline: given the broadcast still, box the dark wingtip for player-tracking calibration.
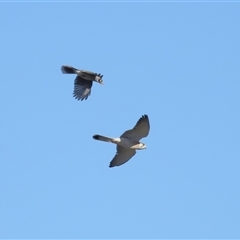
[93,134,99,140]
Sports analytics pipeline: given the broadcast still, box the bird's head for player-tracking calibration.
[139,142,147,149]
[96,74,104,84]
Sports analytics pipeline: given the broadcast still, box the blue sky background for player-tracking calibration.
[1,2,240,239]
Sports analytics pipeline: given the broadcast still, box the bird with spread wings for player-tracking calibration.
[93,115,150,167]
[61,65,103,101]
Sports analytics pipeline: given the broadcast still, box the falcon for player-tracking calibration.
[93,115,150,167]
[61,65,103,101]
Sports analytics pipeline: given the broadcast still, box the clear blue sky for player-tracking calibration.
[1,2,240,239]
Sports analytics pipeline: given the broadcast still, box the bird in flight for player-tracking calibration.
[61,65,103,101]
[93,115,150,167]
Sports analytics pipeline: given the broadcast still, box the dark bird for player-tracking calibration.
[61,65,103,101]
[93,115,150,168]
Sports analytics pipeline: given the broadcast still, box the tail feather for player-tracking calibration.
[93,134,113,143]
[61,65,79,74]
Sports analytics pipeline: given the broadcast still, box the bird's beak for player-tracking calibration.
[100,81,104,85]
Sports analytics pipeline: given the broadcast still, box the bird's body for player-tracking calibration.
[93,135,146,150]
[61,65,103,101]
[93,115,150,167]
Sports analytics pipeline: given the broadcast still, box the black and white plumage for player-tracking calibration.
[61,65,103,101]
[93,115,150,168]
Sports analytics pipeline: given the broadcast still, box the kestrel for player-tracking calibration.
[61,65,103,101]
[93,115,150,167]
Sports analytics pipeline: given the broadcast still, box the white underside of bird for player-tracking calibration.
[93,135,146,150]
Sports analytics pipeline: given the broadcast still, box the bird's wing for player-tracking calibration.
[109,146,136,167]
[121,115,150,141]
[73,76,93,101]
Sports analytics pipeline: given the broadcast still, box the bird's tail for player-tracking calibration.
[61,65,78,74]
[93,134,113,143]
